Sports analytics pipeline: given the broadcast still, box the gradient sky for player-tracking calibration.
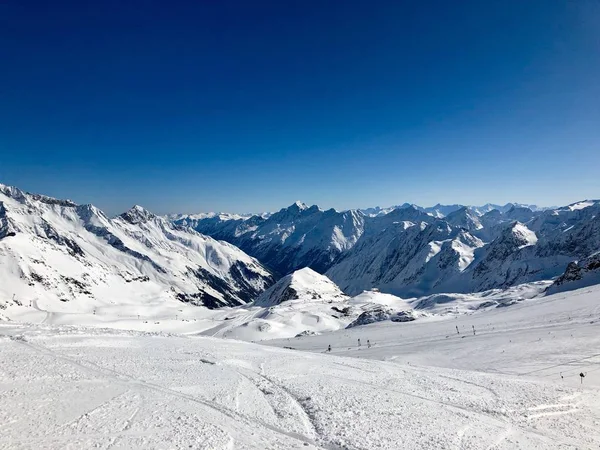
[1,1,599,216]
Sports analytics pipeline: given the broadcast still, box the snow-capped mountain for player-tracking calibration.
[254,267,347,307]
[444,206,483,231]
[175,198,600,297]
[326,218,486,296]
[330,200,600,296]
[204,268,415,340]
[173,201,366,275]
[0,184,274,313]
[360,202,548,218]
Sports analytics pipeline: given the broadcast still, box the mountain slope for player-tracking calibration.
[254,267,346,307]
[174,202,366,275]
[0,184,274,314]
[546,251,600,295]
[326,218,485,296]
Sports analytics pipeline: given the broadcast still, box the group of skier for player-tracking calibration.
[327,338,373,353]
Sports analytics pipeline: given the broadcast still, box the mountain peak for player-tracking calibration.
[254,267,346,307]
[503,222,538,248]
[289,200,308,211]
[120,205,156,224]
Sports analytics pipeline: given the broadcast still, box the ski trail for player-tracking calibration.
[227,364,339,448]
[56,390,130,432]
[436,373,500,399]
[325,374,576,448]
[14,338,326,449]
[105,405,141,449]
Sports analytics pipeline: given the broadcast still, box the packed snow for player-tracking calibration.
[2,284,600,448]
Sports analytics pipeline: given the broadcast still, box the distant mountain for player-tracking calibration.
[3,181,596,319]
[176,198,600,297]
[326,219,486,296]
[0,184,274,313]
[329,201,600,296]
[360,202,550,218]
[173,201,366,275]
[444,207,483,231]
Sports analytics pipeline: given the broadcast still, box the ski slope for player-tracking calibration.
[1,316,599,450]
[268,285,600,389]
[2,285,600,448]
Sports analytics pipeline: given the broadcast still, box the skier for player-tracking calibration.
[456,325,459,335]
[327,345,331,352]
[367,339,371,348]
[358,338,361,347]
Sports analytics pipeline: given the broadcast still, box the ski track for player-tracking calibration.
[223,362,348,450]
[11,337,326,449]
[3,283,600,450]
[323,373,579,448]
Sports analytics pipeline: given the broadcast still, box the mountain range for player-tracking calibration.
[1,182,599,318]
[0,183,274,314]
[176,199,600,297]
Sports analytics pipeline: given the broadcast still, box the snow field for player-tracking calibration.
[2,319,599,449]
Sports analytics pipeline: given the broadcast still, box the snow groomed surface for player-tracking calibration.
[2,285,600,449]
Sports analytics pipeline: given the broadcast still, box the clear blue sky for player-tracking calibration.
[1,1,599,215]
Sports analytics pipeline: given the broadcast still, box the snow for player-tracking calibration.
[513,222,538,248]
[200,274,415,341]
[0,184,274,313]
[254,268,347,308]
[410,281,551,314]
[2,284,600,448]
[566,200,597,211]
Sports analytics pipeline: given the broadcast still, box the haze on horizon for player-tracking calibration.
[1,1,599,216]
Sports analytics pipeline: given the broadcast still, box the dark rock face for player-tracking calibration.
[547,253,600,295]
[346,308,415,328]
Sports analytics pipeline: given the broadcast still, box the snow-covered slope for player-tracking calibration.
[196,271,415,341]
[254,267,346,307]
[3,284,600,449]
[0,184,274,316]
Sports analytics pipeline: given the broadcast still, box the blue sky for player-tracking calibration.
[1,1,599,215]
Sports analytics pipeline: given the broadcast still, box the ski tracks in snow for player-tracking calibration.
[8,337,325,449]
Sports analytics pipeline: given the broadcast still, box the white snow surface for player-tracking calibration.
[2,284,600,448]
[200,274,416,342]
[513,222,538,248]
